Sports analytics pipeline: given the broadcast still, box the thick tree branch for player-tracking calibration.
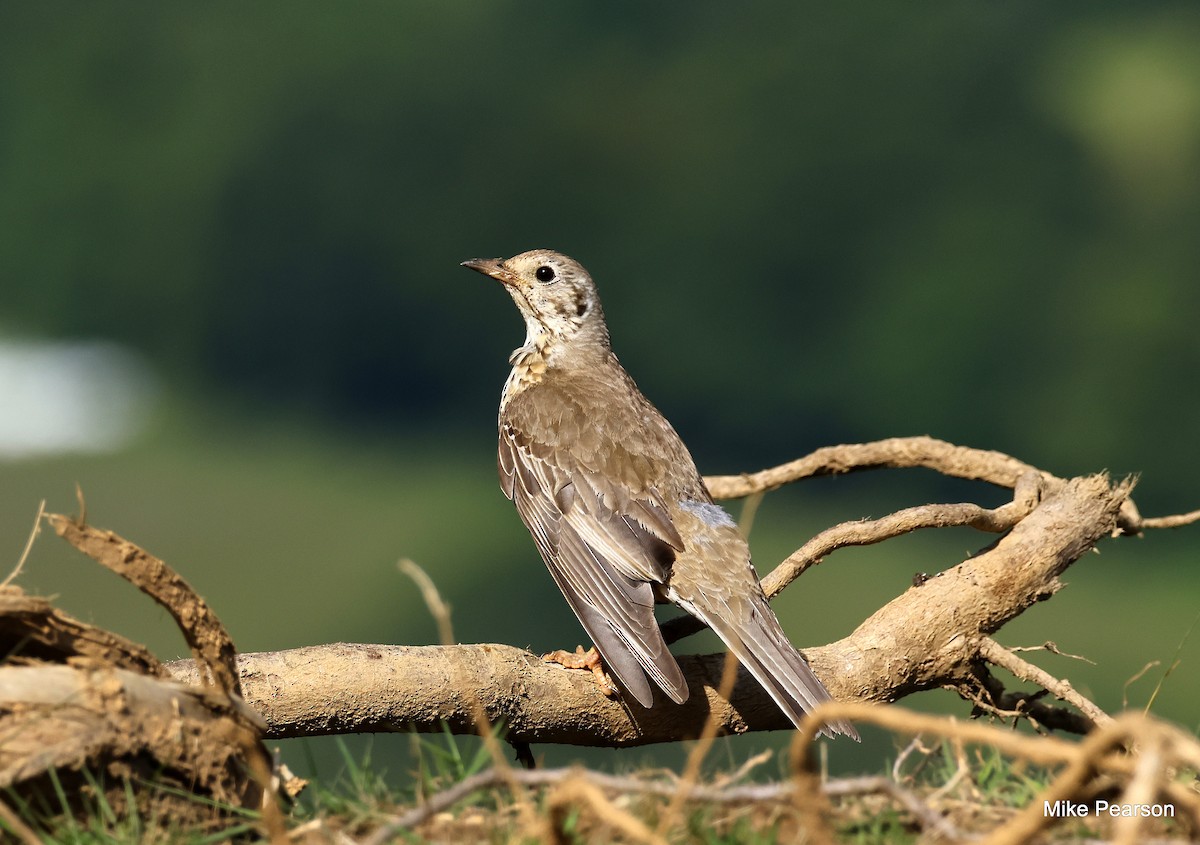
[167,474,1131,745]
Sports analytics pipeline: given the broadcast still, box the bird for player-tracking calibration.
[463,249,858,740]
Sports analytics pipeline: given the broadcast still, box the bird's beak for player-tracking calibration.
[461,257,518,286]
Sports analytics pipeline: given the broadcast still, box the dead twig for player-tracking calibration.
[398,559,536,834]
[703,436,1049,499]
[1,500,44,590]
[1138,509,1200,530]
[762,471,1042,600]
[979,637,1112,728]
[656,650,740,837]
[1009,641,1095,664]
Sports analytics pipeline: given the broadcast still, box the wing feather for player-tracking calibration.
[678,593,859,740]
[500,424,688,706]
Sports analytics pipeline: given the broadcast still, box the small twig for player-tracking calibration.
[762,473,1041,600]
[398,559,455,647]
[711,749,773,790]
[979,637,1111,728]
[957,678,1047,732]
[703,436,1049,499]
[1122,661,1162,709]
[1138,508,1200,530]
[1145,608,1200,715]
[2,499,45,590]
[1009,641,1095,665]
[737,489,766,539]
[892,734,935,784]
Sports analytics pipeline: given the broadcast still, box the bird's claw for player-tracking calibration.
[542,645,617,698]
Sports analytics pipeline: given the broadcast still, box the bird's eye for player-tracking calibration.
[535,265,556,283]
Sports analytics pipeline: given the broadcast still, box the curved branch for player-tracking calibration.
[702,436,1157,533]
[702,436,1049,498]
[763,471,1042,599]
[1139,508,1200,530]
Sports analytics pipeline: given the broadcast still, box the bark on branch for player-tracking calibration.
[167,472,1136,746]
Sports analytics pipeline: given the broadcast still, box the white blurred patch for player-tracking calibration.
[0,339,157,459]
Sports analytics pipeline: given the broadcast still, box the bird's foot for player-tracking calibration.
[542,646,617,698]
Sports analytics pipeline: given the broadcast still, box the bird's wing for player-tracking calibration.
[499,424,689,707]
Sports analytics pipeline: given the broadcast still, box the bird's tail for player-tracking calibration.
[687,595,860,741]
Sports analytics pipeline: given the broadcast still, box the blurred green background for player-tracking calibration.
[2,3,1197,783]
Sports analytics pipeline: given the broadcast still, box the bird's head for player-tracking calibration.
[463,249,608,351]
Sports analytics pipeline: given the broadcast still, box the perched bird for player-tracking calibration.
[463,249,858,740]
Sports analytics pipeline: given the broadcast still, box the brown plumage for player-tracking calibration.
[464,249,858,740]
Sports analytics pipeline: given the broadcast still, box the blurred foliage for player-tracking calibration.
[2,3,1197,505]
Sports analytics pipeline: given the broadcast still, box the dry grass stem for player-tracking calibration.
[0,798,41,845]
[547,777,669,845]
[398,559,536,834]
[1008,641,1095,664]
[1,500,44,590]
[398,558,455,648]
[656,649,740,837]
